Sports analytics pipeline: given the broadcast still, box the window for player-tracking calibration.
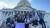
[27,11,29,13]
[24,11,26,14]
[18,11,20,14]
[21,11,23,13]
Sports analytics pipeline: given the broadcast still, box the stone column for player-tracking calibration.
[23,11,24,14]
[8,11,9,16]
[2,11,5,16]
[20,11,21,14]
[17,11,18,14]
[13,11,15,15]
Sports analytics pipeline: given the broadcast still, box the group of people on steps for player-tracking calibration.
[6,12,46,28]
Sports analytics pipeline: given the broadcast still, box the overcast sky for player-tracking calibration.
[0,0,50,13]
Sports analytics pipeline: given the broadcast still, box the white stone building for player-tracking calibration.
[0,0,50,28]
[0,0,35,25]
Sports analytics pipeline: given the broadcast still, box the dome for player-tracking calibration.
[14,0,32,9]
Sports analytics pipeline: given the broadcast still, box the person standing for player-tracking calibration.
[15,14,25,28]
[25,13,30,28]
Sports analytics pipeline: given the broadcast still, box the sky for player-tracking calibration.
[0,0,50,13]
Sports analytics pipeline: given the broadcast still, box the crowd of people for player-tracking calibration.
[5,12,46,28]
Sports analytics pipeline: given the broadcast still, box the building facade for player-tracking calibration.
[0,0,36,25]
[0,0,50,28]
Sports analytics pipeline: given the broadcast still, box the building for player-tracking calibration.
[0,0,36,25]
[0,0,50,28]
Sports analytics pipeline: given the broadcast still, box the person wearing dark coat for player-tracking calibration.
[37,12,46,28]
[25,13,30,28]
[6,17,15,28]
